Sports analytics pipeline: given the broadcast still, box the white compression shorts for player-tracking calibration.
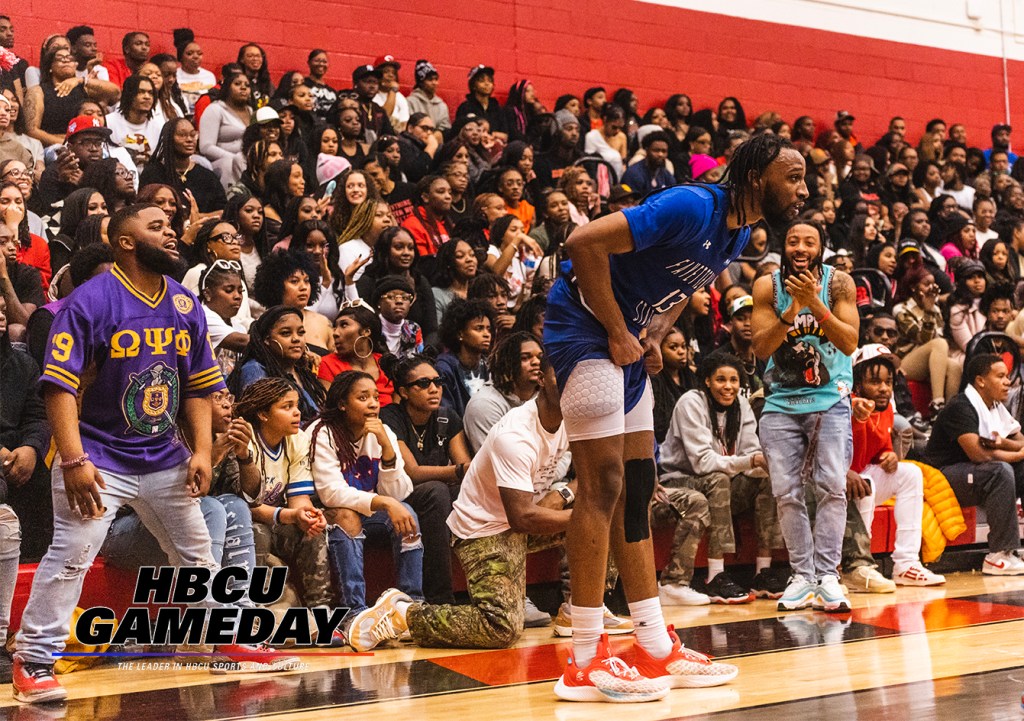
[560,358,655,442]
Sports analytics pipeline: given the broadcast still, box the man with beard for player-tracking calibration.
[541,134,805,703]
[752,220,859,614]
[534,109,581,190]
[12,205,295,704]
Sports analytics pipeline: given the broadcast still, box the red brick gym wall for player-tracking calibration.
[12,0,1023,146]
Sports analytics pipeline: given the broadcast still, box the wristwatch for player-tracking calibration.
[557,486,575,508]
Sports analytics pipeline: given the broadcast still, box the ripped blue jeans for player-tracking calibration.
[759,399,852,582]
[327,506,424,614]
[101,494,256,602]
[15,462,219,665]
[0,504,21,644]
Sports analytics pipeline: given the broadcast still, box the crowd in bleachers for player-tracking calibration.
[2,18,1024,690]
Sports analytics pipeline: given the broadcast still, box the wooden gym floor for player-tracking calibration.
[3,572,1024,720]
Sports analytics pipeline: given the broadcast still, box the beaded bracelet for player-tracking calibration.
[59,454,90,470]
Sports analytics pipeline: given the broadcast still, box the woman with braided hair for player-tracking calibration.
[232,377,337,609]
[227,306,326,424]
[308,370,424,618]
[226,138,284,202]
[336,199,393,287]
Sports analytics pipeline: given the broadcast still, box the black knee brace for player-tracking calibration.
[624,458,655,543]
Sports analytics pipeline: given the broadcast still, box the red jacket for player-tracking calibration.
[17,234,51,293]
[401,210,450,257]
[851,394,894,473]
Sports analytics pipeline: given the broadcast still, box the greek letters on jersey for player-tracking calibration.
[572,184,750,332]
[40,265,226,474]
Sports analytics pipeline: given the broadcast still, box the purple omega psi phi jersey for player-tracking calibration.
[40,265,226,474]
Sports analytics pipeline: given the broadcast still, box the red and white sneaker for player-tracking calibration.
[12,658,68,703]
[893,563,945,586]
[554,634,669,703]
[631,626,738,688]
[212,643,301,674]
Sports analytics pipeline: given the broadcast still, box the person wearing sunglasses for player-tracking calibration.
[25,46,118,149]
[380,354,473,605]
[375,275,424,359]
[182,217,254,329]
[79,158,136,214]
[397,112,439,185]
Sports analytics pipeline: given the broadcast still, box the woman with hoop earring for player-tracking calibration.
[317,302,395,406]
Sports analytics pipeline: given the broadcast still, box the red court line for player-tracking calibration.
[851,597,1024,633]
[428,635,636,686]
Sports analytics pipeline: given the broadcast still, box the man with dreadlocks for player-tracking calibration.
[543,134,806,702]
[752,220,860,613]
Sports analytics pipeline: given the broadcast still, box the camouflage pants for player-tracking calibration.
[558,548,620,603]
[252,521,336,607]
[654,471,784,584]
[408,530,563,649]
[651,485,708,586]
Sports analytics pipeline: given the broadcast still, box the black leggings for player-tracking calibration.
[404,480,458,604]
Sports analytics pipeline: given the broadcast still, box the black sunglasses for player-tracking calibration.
[406,377,443,390]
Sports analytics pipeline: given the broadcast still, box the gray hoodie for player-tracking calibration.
[659,389,766,481]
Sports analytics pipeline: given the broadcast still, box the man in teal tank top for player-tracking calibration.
[751,220,859,613]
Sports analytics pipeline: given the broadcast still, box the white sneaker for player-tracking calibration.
[841,565,896,593]
[893,563,946,586]
[983,551,1024,575]
[658,583,711,606]
[523,596,552,627]
[812,575,851,613]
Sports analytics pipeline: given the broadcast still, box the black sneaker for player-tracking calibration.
[697,572,754,604]
[750,566,790,600]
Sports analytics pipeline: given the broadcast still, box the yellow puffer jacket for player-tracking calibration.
[906,461,967,563]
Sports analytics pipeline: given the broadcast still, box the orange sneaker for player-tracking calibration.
[631,625,738,688]
[553,634,669,703]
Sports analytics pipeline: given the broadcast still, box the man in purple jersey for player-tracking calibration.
[11,205,295,705]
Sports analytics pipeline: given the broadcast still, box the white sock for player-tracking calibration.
[570,605,605,667]
[707,558,725,581]
[756,556,772,573]
[628,597,672,659]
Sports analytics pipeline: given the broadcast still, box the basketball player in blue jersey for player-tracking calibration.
[547,135,808,702]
